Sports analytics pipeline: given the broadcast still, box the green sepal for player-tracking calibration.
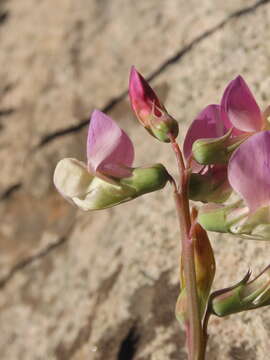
[192,130,232,165]
[149,117,179,143]
[120,163,169,194]
[197,204,232,233]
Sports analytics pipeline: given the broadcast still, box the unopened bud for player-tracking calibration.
[129,66,178,142]
[176,209,215,325]
[192,209,216,318]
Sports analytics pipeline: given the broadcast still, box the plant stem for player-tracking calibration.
[202,306,211,354]
[170,135,205,360]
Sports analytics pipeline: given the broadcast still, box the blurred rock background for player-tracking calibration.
[0,0,270,359]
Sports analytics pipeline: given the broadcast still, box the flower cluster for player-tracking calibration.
[53,69,176,211]
[53,68,270,355]
[185,76,270,240]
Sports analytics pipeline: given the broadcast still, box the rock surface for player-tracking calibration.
[0,0,270,359]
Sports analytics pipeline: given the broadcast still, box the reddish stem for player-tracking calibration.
[169,133,205,360]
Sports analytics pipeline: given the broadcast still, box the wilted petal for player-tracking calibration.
[54,161,169,211]
[87,110,134,178]
[183,104,225,161]
[221,76,262,133]
[228,131,270,212]
[53,158,93,202]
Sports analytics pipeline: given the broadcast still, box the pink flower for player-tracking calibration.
[87,110,134,179]
[54,110,169,210]
[183,104,232,203]
[183,104,226,164]
[221,75,263,134]
[228,131,270,213]
[184,76,267,205]
[129,66,178,142]
[198,131,270,238]
[184,76,265,166]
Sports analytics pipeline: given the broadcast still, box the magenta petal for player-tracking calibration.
[221,76,262,133]
[183,104,225,160]
[228,131,270,211]
[87,110,134,178]
[129,66,162,118]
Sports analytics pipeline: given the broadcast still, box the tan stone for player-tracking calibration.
[1,0,270,359]
[0,0,254,192]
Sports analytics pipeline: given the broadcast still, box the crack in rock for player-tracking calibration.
[0,107,15,117]
[1,0,269,292]
[0,10,8,25]
[38,91,128,147]
[117,326,139,360]
[0,236,67,289]
[0,183,22,200]
[37,0,270,147]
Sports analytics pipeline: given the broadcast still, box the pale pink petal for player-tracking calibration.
[87,110,134,178]
[221,76,262,133]
[228,131,270,212]
[183,104,225,160]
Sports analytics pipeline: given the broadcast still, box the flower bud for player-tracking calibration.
[54,158,169,211]
[129,66,178,142]
[176,209,215,325]
[210,266,270,317]
[192,130,232,165]
[192,210,216,318]
[175,289,188,325]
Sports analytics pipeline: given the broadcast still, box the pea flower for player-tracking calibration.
[54,110,169,210]
[183,104,233,203]
[210,265,270,317]
[184,76,267,205]
[198,131,270,239]
[129,66,179,142]
[221,75,263,134]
